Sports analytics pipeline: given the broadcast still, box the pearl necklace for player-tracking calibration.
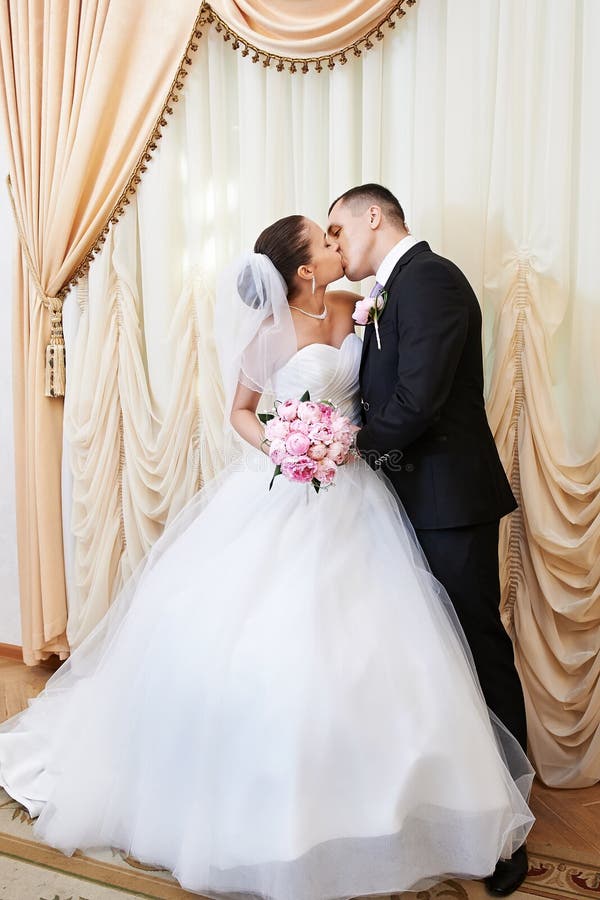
[288,303,328,320]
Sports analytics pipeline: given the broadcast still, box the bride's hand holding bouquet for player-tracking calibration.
[260,391,359,493]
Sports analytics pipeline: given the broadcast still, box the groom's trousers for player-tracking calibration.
[414,520,528,753]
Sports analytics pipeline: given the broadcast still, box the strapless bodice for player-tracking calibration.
[271,332,362,424]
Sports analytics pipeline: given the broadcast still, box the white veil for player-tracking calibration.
[214,252,298,435]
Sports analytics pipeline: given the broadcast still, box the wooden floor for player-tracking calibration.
[528,777,600,866]
[1,655,599,868]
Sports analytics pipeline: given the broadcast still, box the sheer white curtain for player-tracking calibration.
[61,0,599,787]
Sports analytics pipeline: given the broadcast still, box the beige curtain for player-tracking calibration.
[489,254,600,787]
[0,0,202,663]
[480,0,600,787]
[210,0,412,55]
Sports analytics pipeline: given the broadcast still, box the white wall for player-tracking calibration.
[0,132,21,645]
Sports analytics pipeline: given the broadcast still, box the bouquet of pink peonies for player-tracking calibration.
[259,391,359,492]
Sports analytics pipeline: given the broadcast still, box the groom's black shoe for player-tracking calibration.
[485,845,529,896]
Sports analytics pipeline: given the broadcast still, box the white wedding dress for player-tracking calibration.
[0,332,534,900]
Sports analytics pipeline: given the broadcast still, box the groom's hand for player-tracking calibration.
[359,447,405,472]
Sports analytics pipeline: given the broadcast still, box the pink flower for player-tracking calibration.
[264,417,289,441]
[289,419,310,435]
[285,432,311,456]
[326,441,347,464]
[263,396,358,493]
[278,398,299,421]
[352,298,374,326]
[269,438,287,465]
[297,401,322,424]
[331,415,352,435]
[308,442,328,461]
[309,423,334,445]
[315,458,337,486]
[281,455,318,483]
[337,431,354,450]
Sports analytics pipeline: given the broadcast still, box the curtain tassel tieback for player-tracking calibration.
[6,174,66,397]
[44,296,66,398]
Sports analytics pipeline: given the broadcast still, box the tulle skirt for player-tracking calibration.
[0,449,534,899]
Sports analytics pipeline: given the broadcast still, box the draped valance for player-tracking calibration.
[208,1,417,67]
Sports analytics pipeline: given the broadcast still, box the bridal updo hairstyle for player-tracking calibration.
[254,215,312,299]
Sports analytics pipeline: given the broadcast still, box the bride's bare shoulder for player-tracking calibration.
[325,290,363,305]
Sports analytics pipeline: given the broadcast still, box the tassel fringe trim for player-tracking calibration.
[201,0,417,73]
[502,258,530,635]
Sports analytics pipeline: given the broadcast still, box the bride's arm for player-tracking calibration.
[230,382,269,454]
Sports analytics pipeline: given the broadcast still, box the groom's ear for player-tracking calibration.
[367,206,382,229]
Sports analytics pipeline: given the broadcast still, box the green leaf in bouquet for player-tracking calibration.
[312,478,321,494]
[299,390,311,402]
[268,464,282,491]
[257,412,275,424]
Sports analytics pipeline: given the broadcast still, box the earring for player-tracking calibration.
[312,275,316,294]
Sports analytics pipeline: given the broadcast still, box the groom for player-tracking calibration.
[328,184,529,897]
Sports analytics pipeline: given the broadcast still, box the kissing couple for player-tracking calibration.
[0,184,533,899]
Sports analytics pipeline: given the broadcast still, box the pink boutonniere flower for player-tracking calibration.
[352,290,388,350]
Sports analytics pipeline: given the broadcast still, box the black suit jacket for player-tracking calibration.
[356,241,517,530]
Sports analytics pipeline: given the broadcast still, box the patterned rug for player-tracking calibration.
[1,789,598,899]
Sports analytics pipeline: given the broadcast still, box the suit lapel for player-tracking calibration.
[382,240,431,294]
[360,317,375,366]
[359,241,431,376]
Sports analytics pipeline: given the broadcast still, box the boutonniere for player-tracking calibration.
[352,290,388,350]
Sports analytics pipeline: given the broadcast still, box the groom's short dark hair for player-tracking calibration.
[328,183,406,228]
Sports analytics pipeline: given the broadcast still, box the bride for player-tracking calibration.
[0,214,534,900]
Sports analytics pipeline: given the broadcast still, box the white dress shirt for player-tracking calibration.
[375,234,421,288]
